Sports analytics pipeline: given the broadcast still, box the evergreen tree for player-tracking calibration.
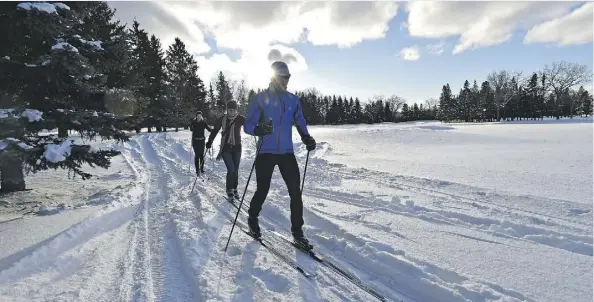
[207,82,216,109]
[0,2,128,192]
[439,84,454,122]
[580,88,593,117]
[215,71,232,112]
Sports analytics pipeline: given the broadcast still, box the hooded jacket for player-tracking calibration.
[243,87,310,154]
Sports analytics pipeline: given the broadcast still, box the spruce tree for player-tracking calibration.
[215,71,232,112]
[165,37,206,131]
[0,2,128,192]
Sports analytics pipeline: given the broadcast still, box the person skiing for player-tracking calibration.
[189,111,212,175]
[243,61,316,251]
[206,100,246,201]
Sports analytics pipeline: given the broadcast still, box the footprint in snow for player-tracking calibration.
[251,267,290,293]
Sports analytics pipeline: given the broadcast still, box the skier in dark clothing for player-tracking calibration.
[243,61,316,251]
[189,111,212,175]
[206,101,246,201]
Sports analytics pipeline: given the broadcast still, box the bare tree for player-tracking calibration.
[542,61,591,119]
[424,97,439,109]
[385,94,406,113]
[232,79,248,114]
[487,70,522,121]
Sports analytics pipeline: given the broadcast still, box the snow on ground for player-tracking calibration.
[0,118,591,302]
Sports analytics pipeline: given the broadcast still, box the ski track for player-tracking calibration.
[165,135,537,302]
[0,129,587,302]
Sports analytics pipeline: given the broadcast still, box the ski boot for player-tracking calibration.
[226,189,234,203]
[293,233,313,252]
[247,217,261,239]
[233,189,240,201]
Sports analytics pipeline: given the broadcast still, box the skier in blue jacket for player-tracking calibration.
[243,61,316,251]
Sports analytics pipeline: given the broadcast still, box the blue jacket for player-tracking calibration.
[243,88,310,154]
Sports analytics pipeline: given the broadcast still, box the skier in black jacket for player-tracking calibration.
[189,111,212,175]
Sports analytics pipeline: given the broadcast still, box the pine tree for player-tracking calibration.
[165,37,206,131]
[207,82,216,109]
[581,88,593,117]
[215,71,232,112]
[384,102,392,122]
[439,84,454,122]
[0,2,128,192]
[354,98,362,124]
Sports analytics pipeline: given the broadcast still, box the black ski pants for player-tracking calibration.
[192,138,206,172]
[248,153,304,236]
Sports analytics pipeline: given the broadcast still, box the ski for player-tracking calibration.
[239,226,316,279]
[271,231,389,302]
[226,196,388,301]
[223,200,316,279]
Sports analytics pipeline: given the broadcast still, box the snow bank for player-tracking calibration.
[43,139,72,163]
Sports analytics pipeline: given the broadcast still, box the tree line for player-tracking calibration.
[437,61,592,123]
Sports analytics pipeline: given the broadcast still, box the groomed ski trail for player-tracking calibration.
[0,134,200,301]
[164,133,535,302]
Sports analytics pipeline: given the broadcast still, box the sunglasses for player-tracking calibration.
[278,75,291,80]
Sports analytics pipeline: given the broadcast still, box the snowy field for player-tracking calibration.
[0,118,591,302]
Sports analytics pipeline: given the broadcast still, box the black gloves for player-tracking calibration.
[205,141,212,149]
[302,135,316,151]
[254,119,273,136]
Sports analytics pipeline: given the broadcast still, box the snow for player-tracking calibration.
[0,109,15,118]
[43,139,73,163]
[51,3,70,10]
[17,2,57,14]
[51,42,79,53]
[21,108,43,122]
[0,118,591,302]
[0,140,7,151]
[85,40,103,50]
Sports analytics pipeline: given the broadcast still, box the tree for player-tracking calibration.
[543,61,591,119]
[439,84,454,122]
[487,70,521,121]
[215,71,232,112]
[579,87,593,117]
[165,37,206,130]
[0,2,128,192]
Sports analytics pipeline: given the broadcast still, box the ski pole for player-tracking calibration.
[301,150,310,193]
[224,137,264,252]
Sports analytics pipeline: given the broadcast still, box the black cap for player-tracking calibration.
[226,100,238,109]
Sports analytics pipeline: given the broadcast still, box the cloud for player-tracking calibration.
[267,49,297,64]
[426,41,445,55]
[109,1,398,90]
[399,46,420,61]
[147,1,399,51]
[196,45,308,89]
[108,1,210,54]
[524,3,593,46]
[405,2,577,54]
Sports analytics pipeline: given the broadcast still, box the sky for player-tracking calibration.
[107,1,593,104]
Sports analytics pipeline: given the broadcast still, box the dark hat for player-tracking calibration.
[226,100,238,109]
[195,110,203,115]
[271,61,290,77]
